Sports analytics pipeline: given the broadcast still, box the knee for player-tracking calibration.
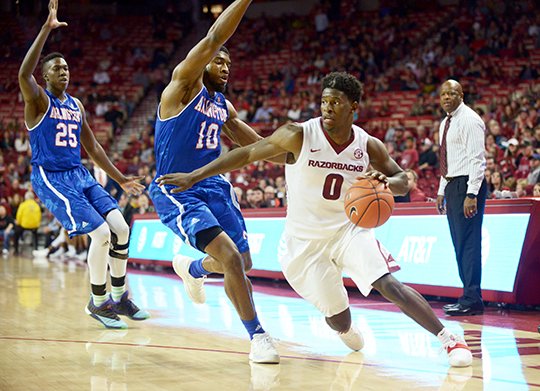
[112,221,130,244]
[89,223,111,246]
[220,250,245,274]
[243,254,253,273]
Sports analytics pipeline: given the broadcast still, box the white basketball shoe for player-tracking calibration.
[338,324,365,351]
[172,254,206,304]
[249,332,280,364]
[443,334,472,367]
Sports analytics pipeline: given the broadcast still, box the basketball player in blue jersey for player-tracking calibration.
[148,0,279,363]
[18,0,149,329]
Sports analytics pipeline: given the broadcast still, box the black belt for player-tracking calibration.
[444,175,468,182]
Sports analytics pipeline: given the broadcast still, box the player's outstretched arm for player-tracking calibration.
[19,0,67,118]
[223,101,287,164]
[367,136,409,196]
[157,123,302,193]
[161,0,252,114]
[76,99,145,196]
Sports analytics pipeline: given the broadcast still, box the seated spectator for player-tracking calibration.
[104,103,126,135]
[485,156,498,173]
[247,187,266,208]
[418,138,438,170]
[93,68,111,85]
[9,193,23,219]
[233,186,248,209]
[13,192,41,255]
[14,131,29,153]
[252,102,273,123]
[8,178,26,201]
[515,179,531,198]
[519,62,539,80]
[399,137,419,170]
[405,169,427,202]
[489,171,504,197]
[37,211,62,249]
[0,205,14,255]
[528,154,540,185]
[533,183,540,197]
[264,185,281,207]
[274,176,287,207]
[136,193,154,215]
[499,138,520,178]
[287,104,301,121]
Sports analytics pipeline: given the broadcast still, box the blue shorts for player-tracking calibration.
[149,176,249,253]
[31,165,118,238]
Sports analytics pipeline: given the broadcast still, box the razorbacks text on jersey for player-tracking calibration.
[154,86,229,177]
[28,89,82,171]
[285,117,371,239]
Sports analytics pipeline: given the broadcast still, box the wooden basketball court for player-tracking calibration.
[1,252,539,390]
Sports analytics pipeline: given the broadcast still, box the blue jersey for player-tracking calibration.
[29,89,82,171]
[154,86,229,176]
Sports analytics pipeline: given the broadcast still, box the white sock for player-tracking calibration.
[437,327,454,346]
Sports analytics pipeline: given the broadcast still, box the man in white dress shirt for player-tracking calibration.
[436,80,487,316]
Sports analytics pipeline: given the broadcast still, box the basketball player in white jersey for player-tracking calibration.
[157,72,473,367]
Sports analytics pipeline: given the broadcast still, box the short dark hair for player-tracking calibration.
[321,72,363,103]
[41,52,65,72]
[219,46,229,56]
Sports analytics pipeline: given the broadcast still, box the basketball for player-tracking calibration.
[344,178,395,228]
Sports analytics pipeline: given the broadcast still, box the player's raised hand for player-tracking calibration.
[156,173,196,193]
[45,0,68,30]
[120,175,145,196]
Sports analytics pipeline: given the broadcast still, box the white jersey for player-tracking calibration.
[285,117,371,239]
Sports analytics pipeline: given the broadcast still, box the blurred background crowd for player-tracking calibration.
[0,0,539,256]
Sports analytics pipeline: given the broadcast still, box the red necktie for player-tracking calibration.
[439,115,452,178]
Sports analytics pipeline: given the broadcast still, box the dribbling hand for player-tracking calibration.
[156,173,196,194]
[45,0,68,30]
[358,170,389,187]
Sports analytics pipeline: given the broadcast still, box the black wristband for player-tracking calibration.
[466,193,477,199]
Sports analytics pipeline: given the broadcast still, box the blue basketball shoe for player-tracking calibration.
[110,291,150,321]
[85,297,128,329]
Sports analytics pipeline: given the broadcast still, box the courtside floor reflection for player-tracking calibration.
[130,271,538,390]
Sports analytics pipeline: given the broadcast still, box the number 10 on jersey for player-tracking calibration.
[195,121,219,150]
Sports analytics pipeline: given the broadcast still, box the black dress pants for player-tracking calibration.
[444,177,487,307]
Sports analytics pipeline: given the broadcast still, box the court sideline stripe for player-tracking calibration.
[1,335,538,387]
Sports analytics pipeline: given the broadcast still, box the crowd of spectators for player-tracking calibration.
[0,0,539,256]
[221,0,540,201]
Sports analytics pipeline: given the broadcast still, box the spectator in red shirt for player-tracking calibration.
[405,169,427,202]
[399,136,419,170]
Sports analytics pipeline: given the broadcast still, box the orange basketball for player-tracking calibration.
[344,178,395,228]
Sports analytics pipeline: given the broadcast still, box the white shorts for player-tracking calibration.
[278,224,399,317]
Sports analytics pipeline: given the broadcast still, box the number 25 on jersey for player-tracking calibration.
[55,123,78,148]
